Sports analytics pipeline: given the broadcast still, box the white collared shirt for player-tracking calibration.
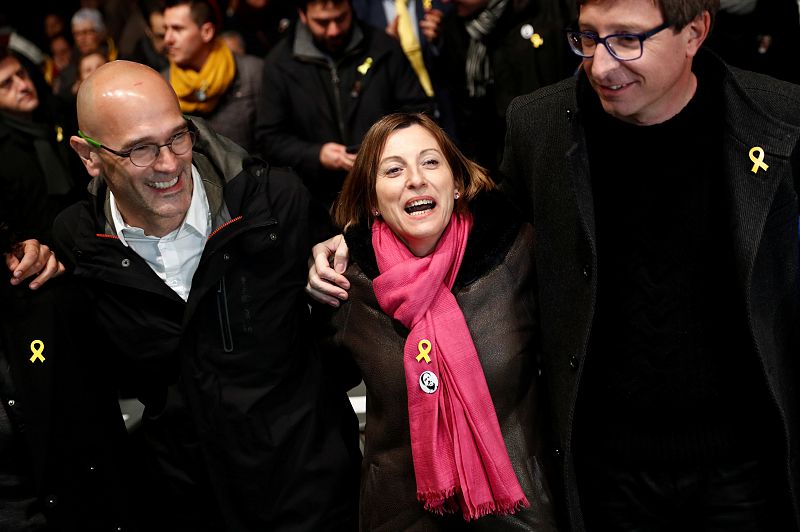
[109,165,211,301]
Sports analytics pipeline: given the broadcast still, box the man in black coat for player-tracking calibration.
[54,60,360,531]
[255,0,432,210]
[499,0,800,529]
[433,0,576,173]
[0,51,85,244]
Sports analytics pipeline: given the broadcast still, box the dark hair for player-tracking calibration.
[50,32,74,48]
[576,0,719,30]
[295,0,350,14]
[333,113,495,230]
[164,0,222,30]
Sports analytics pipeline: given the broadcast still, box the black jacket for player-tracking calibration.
[500,50,800,531]
[0,97,86,244]
[435,0,576,172]
[53,119,360,531]
[256,20,432,206]
[0,278,133,531]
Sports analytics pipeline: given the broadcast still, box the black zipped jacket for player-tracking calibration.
[256,20,432,207]
[52,119,360,531]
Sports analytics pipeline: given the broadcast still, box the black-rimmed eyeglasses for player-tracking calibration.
[566,21,672,61]
[78,129,196,167]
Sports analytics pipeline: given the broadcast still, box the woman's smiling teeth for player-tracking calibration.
[148,175,179,190]
[405,198,435,216]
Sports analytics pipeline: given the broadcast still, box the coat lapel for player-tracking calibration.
[568,78,597,258]
[722,75,800,293]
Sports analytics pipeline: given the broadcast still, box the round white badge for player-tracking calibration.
[520,24,535,40]
[419,371,439,394]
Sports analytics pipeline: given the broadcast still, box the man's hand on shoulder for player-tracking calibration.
[5,239,65,290]
[306,234,351,307]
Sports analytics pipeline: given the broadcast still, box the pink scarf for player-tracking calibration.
[372,213,528,520]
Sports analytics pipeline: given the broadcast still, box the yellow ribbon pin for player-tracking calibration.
[416,339,431,363]
[357,57,373,76]
[530,33,544,48]
[30,340,45,363]
[749,146,769,174]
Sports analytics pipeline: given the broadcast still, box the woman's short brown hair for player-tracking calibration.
[333,113,495,230]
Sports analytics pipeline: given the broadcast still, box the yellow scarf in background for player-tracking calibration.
[170,39,235,115]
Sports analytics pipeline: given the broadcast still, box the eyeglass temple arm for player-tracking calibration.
[78,130,103,148]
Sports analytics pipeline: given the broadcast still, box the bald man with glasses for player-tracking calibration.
[54,60,359,531]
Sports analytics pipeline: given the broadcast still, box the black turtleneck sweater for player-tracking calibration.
[575,71,772,464]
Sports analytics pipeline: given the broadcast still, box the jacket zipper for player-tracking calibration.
[208,219,279,354]
[217,277,234,353]
[329,62,347,141]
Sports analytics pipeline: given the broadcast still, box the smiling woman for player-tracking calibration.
[321,113,558,530]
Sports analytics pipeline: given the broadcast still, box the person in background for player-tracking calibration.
[705,0,800,84]
[54,8,117,101]
[43,33,73,89]
[163,0,264,152]
[71,8,117,60]
[255,0,432,215]
[42,12,67,44]
[352,0,450,108]
[128,1,171,72]
[73,51,108,94]
[220,29,246,54]
[319,112,557,530]
[0,50,85,246]
[224,0,297,57]
[432,0,576,173]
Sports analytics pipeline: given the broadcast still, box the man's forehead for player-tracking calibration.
[0,56,21,74]
[0,57,24,87]
[164,4,196,25]
[578,0,661,25]
[72,19,97,30]
[86,80,181,136]
[306,1,351,17]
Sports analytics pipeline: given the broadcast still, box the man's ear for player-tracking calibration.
[70,135,102,178]
[685,11,711,58]
[200,22,216,44]
[298,9,308,26]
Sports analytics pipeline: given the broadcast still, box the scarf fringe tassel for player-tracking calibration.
[418,488,530,521]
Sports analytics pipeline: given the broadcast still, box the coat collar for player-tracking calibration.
[292,20,365,63]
